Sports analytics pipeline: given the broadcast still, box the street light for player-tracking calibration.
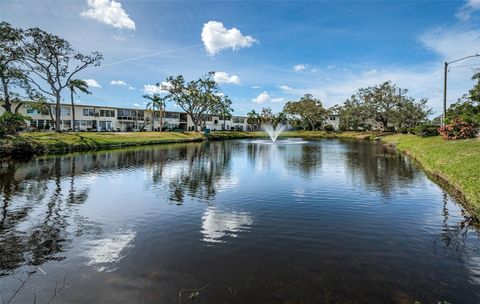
[443,53,480,125]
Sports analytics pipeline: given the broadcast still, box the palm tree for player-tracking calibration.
[68,79,91,132]
[143,93,166,131]
[247,110,260,131]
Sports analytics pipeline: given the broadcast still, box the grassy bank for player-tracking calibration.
[0,132,205,157]
[383,134,480,215]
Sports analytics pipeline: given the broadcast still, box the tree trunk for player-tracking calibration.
[159,104,163,132]
[151,108,155,132]
[70,89,76,132]
[1,75,11,113]
[14,102,22,114]
[55,93,61,132]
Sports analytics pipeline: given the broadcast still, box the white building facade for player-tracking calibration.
[3,103,251,132]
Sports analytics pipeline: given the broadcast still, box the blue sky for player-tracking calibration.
[2,0,480,115]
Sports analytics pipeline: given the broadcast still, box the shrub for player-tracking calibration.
[412,124,440,137]
[0,112,29,137]
[438,119,478,140]
[323,124,335,131]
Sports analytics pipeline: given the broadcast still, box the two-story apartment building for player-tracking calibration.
[3,102,250,132]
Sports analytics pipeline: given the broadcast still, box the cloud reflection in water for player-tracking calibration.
[84,229,136,272]
[201,207,253,243]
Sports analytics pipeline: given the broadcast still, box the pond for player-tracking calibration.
[0,139,479,303]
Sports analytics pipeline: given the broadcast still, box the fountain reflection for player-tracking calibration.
[201,206,253,243]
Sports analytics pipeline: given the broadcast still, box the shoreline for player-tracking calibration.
[0,130,375,158]
[381,134,480,217]
[2,131,478,217]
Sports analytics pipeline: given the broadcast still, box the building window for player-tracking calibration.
[233,117,244,123]
[99,109,115,117]
[75,120,94,128]
[62,120,71,128]
[165,112,180,119]
[61,107,71,116]
[83,108,95,116]
[117,109,144,120]
[26,108,39,115]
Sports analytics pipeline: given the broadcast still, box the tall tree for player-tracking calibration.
[260,107,274,125]
[68,79,91,132]
[337,95,368,130]
[143,93,166,131]
[209,95,233,130]
[443,70,480,125]
[247,110,260,131]
[20,28,102,132]
[0,22,30,113]
[392,98,431,130]
[358,81,403,130]
[160,72,221,132]
[345,81,430,131]
[283,94,326,130]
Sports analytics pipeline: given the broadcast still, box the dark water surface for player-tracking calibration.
[1,139,479,303]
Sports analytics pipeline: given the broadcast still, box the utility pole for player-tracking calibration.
[442,53,480,126]
[443,62,448,125]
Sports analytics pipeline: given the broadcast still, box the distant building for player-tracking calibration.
[1,103,250,132]
[326,114,340,130]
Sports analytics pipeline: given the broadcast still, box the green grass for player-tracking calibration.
[19,131,205,153]
[383,134,480,215]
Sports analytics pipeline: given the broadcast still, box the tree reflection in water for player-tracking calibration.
[0,142,236,275]
[0,157,89,276]
[344,140,417,196]
[150,141,234,204]
[0,140,479,303]
[435,191,480,256]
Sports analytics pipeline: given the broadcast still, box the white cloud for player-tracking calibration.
[271,97,285,103]
[143,82,171,95]
[252,91,270,104]
[456,0,480,21]
[133,103,142,107]
[81,0,136,30]
[214,71,241,84]
[280,84,293,91]
[143,84,162,95]
[201,21,256,55]
[285,64,474,115]
[251,85,261,89]
[293,64,307,72]
[84,79,101,88]
[128,86,135,90]
[110,80,127,86]
[419,27,480,60]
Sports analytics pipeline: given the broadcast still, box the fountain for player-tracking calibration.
[262,124,285,142]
